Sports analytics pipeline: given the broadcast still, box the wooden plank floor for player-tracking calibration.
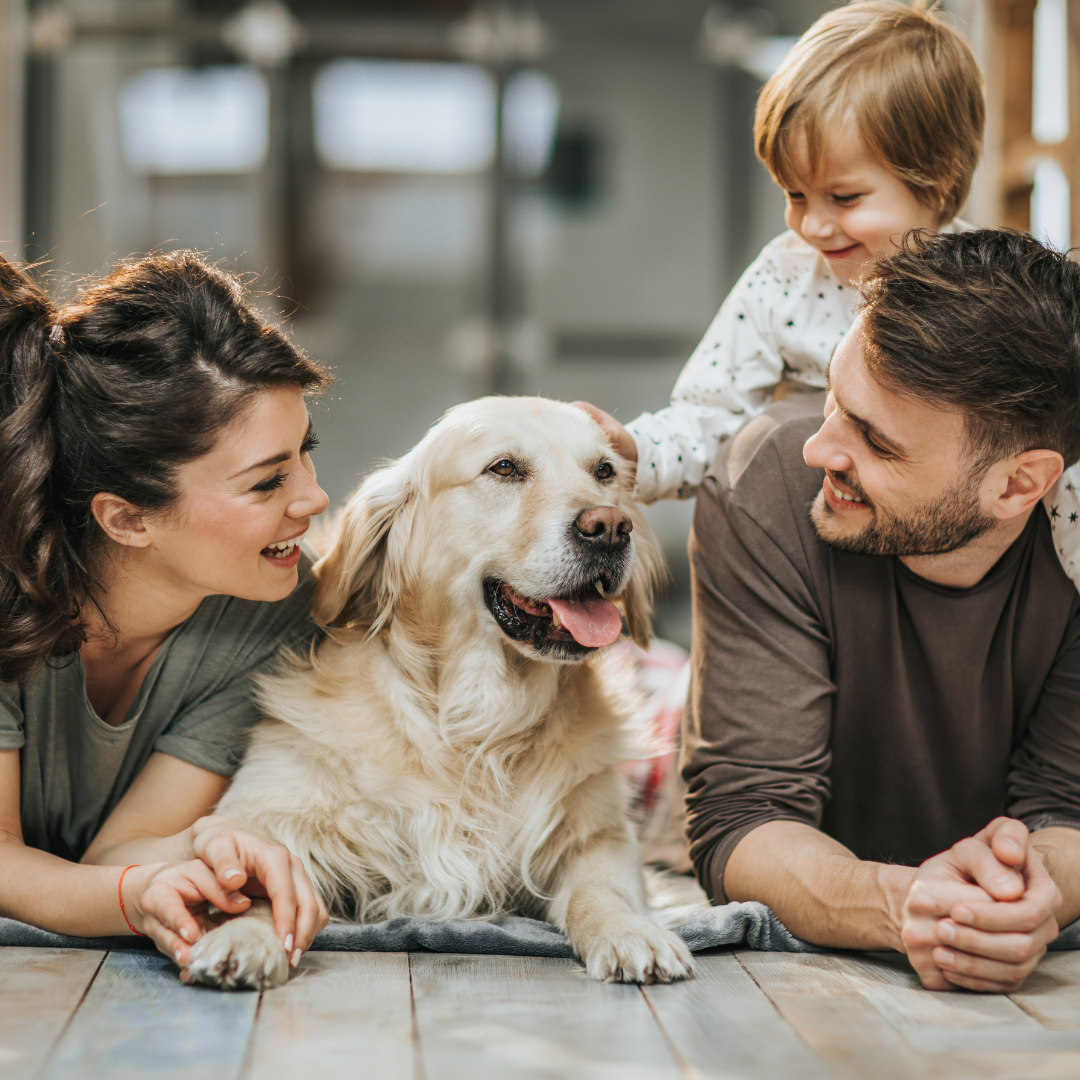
[6,945,1080,1079]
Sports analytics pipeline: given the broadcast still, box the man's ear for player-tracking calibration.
[90,492,153,548]
[992,450,1064,520]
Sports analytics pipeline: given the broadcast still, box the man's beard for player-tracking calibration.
[810,469,996,557]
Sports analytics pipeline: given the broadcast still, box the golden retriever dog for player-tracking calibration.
[185,396,695,989]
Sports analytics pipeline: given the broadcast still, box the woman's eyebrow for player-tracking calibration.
[229,419,315,480]
[229,450,290,480]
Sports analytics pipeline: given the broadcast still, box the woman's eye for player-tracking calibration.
[488,459,518,477]
[301,429,320,455]
[833,194,862,205]
[252,472,287,493]
[596,462,615,481]
[786,191,805,202]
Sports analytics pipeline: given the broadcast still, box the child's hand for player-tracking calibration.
[572,402,638,463]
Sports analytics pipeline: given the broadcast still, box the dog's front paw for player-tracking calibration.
[183,916,289,991]
[575,912,694,984]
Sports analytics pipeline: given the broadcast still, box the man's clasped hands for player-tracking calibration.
[902,818,1062,992]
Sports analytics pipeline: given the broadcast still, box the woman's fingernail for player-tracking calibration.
[229,891,248,904]
[175,950,184,963]
[954,907,974,924]
[938,922,956,943]
[223,869,243,881]
[284,934,293,953]
[993,874,1019,892]
[937,948,955,965]
[1002,838,1022,857]
[179,927,190,942]
[291,948,302,968]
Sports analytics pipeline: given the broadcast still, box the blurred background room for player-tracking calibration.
[0,0,1073,645]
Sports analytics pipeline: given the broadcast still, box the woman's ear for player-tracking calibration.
[91,493,152,548]
[620,506,666,649]
[312,453,415,631]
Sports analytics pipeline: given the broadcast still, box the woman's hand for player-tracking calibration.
[126,859,254,966]
[190,815,329,966]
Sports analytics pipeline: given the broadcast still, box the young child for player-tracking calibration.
[582,0,1080,588]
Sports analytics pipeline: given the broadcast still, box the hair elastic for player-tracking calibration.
[48,323,63,345]
[118,865,146,936]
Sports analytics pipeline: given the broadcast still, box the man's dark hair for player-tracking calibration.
[860,229,1080,470]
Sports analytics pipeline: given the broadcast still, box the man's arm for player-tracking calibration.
[729,815,1064,992]
[683,409,837,904]
[1032,826,1080,926]
[724,820,914,949]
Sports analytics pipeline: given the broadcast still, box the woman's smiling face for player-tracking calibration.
[780,117,942,285]
[139,385,329,605]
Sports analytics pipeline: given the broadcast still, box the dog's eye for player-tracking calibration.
[596,462,615,481]
[488,459,518,478]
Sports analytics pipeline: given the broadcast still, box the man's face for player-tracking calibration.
[802,320,996,557]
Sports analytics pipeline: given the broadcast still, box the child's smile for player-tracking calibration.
[780,116,943,285]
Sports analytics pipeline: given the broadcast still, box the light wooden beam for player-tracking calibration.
[0,0,25,254]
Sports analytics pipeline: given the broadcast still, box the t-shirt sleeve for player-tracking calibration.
[0,681,24,751]
[682,412,835,902]
[1007,603,1080,832]
[627,244,788,504]
[153,563,321,777]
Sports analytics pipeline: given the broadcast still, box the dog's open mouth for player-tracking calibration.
[483,577,624,655]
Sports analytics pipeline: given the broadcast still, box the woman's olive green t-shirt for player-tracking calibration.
[0,555,318,861]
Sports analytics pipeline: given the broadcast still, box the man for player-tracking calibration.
[684,229,1080,992]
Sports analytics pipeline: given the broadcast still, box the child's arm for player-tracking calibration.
[576,238,838,503]
[628,274,788,502]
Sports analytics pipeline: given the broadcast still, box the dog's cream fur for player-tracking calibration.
[186,397,694,989]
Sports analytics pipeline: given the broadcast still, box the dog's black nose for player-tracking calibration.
[574,505,632,549]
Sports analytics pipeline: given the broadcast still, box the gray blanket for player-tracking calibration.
[2,904,1078,957]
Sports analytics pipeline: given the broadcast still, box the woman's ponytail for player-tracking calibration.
[0,258,89,684]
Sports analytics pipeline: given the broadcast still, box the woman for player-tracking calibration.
[0,250,330,973]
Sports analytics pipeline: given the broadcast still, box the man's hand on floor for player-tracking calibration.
[901,817,1061,992]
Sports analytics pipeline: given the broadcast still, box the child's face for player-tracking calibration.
[779,118,942,285]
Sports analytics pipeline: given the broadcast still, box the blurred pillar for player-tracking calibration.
[1070,0,1080,247]
[488,66,515,395]
[0,0,25,252]
[987,0,1038,230]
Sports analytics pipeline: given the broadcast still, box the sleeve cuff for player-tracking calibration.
[1025,814,1080,833]
[154,734,246,778]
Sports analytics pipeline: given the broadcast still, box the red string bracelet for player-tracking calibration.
[118,865,146,936]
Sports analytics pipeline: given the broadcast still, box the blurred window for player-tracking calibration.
[503,70,559,177]
[1030,0,1070,249]
[1031,159,1071,251]
[119,67,269,175]
[314,59,496,173]
[1033,0,1068,144]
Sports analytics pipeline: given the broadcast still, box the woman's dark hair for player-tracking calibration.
[0,250,330,684]
[859,228,1080,471]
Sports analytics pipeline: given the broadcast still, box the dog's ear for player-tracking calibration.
[312,454,414,632]
[621,508,667,649]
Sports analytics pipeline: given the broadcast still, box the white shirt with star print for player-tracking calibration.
[1043,473,1080,590]
[627,224,965,503]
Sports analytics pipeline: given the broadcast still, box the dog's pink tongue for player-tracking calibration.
[547,595,623,647]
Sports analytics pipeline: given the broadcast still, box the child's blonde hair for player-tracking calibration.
[755,1,984,223]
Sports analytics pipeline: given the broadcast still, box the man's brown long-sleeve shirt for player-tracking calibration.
[684,397,1080,903]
